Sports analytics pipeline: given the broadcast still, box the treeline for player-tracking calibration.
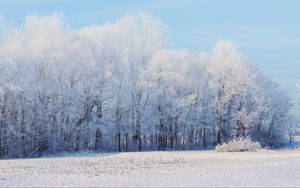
[0,13,294,158]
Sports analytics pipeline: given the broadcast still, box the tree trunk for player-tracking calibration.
[203,128,207,149]
[217,129,221,145]
[95,129,102,150]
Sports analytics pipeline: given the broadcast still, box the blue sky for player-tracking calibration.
[0,0,299,95]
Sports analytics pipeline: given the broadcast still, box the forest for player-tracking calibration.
[0,13,298,158]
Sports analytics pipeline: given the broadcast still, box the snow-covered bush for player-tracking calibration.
[216,137,261,152]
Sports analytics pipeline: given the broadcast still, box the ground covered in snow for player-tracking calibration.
[1,150,300,187]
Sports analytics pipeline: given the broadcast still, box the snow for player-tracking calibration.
[1,150,300,187]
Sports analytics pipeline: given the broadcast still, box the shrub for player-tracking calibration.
[216,137,261,152]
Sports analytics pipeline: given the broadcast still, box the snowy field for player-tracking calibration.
[1,150,300,187]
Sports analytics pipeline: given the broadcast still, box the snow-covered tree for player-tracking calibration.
[0,13,294,158]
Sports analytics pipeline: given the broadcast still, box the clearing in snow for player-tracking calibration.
[1,150,300,187]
